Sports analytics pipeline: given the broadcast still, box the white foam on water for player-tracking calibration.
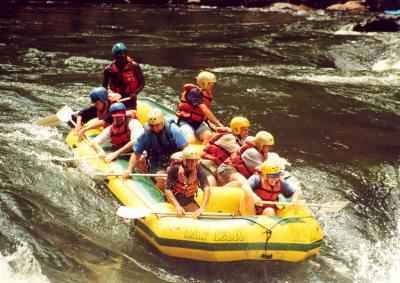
[0,242,51,283]
[119,252,204,283]
[350,233,400,283]
[372,58,400,72]
[287,73,400,86]
[335,26,357,35]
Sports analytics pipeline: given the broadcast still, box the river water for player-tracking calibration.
[0,3,399,283]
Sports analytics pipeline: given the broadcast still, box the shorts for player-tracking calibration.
[256,204,278,215]
[178,120,210,140]
[147,157,170,173]
[121,95,137,110]
[216,164,238,185]
[198,163,216,179]
[175,193,198,207]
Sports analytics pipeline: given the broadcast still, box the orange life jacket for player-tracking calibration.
[253,175,282,203]
[110,117,131,150]
[201,131,232,166]
[173,165,199,198]
[224,144,265,179]
[176,84,212,122]
[109,57,139,96]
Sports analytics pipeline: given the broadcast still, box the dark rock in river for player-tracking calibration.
[353,14,400,32]
[364,0,400,11]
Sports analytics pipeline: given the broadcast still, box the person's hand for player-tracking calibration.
[253,195,263,207]
[122,170,131,180]
[97,152,106,160]
[176,206,185,218]
[105,152,118,163]
[77,129,86,142]
[74,124,82,135]
[192,207,204,219]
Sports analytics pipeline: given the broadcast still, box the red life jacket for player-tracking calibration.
[176,84,212,122]
[201,132,232,166]
[110,117,131,150]
[173,165,198,198]
[109,57,139,96]
[97,100,111,127]
[224,144,265,179]
[253,175,282,203]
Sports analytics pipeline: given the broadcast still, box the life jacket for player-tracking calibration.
[143,119,180,167]
[176,84,212,122]
[110,117,131,150]
[224,144,265,179]
[109,57,139,96]
[173,165,199,198]
[201,131,232,166]
[252,174,282,203]
[97,100,111,127]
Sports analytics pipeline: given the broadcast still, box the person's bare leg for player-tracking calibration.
[137,155,148,173]
[223,173,247,187]
[262,207,276,216]
[239,194,256,216]
[207,174,218,186]
[155,169,167,191]
[199,129,213,144]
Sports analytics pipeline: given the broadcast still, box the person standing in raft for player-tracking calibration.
[103,43,145,111]
[122,108,188,189]
[199,116,251,186]
[71,87,120,141]
[217,131,280,187]
[165,146,211,219]
[240,158,299,216]
[92,102,144,162]
[176,71,224,144]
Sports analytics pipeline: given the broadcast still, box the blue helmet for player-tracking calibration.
[109,102,126,117]
[112,43,128,58]
[89,87,108,103]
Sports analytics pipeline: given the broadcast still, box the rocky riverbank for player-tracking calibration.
[126,0,399,12]
[3,0,400,12]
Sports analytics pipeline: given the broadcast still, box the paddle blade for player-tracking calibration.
[320,201,349,213]
[116,206,152,219]
[56,106,74,123]
[33,115,60,127]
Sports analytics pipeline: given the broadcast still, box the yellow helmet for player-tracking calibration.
[254,131,274,148]
[182,146,200,160]
[147,108,165,125]
[230,117,250,135]
[261,158,281,178]
[197,71,216,88]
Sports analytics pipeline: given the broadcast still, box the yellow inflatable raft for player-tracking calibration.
[64,98,323,262]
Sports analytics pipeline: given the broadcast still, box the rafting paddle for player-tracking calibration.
[33,105,76,127]
[116,206,234,219]
[262,200,349,213]
[52,153,133,164]
[93,172,168,180]
[56,105,75,124]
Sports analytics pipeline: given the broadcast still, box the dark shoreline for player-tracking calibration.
[2,0,400,12]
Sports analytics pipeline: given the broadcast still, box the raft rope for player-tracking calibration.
[235,216,272,258]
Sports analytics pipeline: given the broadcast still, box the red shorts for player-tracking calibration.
[256,203,278,215]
